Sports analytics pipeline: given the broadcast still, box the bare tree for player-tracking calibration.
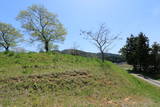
[71,42,80,55]
[81,24,118,62]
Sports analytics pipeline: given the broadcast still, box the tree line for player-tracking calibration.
[0,5,67,52]
[0,4,119,63]
[1,4,159,67]
[120,32,160,73]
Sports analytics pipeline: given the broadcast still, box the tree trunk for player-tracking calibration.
[44,41,49,52]
[139,63,142,72]
[5,47,9,52]
[101,51,105,62]
[133,65,137,72]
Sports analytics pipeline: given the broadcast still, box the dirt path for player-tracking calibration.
[131,73,160,87]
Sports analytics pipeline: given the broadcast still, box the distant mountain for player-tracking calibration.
[61,49,125,63]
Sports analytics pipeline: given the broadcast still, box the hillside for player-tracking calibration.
[61,49,125,63]
[0,52,160,107]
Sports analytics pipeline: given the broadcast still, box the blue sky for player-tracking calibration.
[0,0,160,53]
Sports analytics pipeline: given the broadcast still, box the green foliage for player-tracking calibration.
[120,33,160,74]
[0,22,22,51]
[149,42,160,73]
[120,33,150,71]
[16,4,67,52]
[136,33,150,71]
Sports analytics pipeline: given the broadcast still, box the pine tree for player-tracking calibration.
[120,35,138,71]
[120,32,150,72]
[150,42,160,73]
[136,32,150,72]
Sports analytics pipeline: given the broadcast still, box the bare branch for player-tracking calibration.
[81,23,118,62]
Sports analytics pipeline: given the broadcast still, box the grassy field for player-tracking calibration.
[0,52,160,107]
[117,63,133,71]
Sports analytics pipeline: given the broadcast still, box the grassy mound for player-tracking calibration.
[0,52,160,107]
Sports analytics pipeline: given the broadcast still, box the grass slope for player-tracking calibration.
[0,52,160,107]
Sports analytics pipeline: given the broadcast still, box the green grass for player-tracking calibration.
[118,63,133,70]
[118,63,160,81]
[0,52,160,107]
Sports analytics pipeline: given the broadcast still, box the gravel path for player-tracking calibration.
[131,73,160,87]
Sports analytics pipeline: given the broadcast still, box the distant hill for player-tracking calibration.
[61,49,125,63]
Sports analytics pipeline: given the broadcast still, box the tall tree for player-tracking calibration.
[16,5,67,52]
[150,42,160,72]
[120,32,150,72]
[0,22,22,52]
[81,24,118,62]
[120,35,138,70]
[136,32,150,71]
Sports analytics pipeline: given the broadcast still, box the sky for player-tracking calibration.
[0,0,160,54]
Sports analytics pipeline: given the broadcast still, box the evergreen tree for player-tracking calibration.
[120,32,150,72]
[120,35,138,70]
[136,32,150,71]
[150,42,160,73]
